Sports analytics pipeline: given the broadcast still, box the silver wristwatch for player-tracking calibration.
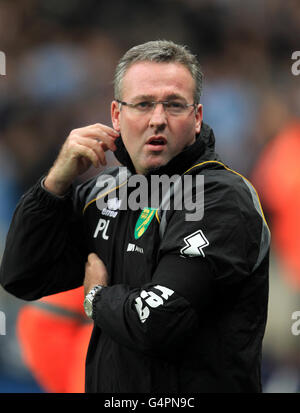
[84,285,104,319]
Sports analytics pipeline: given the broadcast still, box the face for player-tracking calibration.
[111,61,202,174]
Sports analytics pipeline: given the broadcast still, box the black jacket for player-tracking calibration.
[0,123,270,392]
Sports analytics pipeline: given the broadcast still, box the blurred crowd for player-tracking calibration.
[0,0,299,392]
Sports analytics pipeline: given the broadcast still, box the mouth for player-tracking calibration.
[145,136,167,150]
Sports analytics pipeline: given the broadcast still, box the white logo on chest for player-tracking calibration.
[93,218,110,240]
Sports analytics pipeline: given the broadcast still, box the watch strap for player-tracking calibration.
[84,285,104,318]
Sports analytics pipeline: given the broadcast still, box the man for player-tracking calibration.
[0,40,270,392]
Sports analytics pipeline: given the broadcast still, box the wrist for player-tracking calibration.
[44,173,72,197]
[84,285,105,319]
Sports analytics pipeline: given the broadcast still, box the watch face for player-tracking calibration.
[84,297,93,318]
[84,286,103,318]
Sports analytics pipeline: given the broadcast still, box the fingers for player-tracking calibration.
[87,253,106,268]
[74,142,103,168]
[45,123,120,195]
[75,137,108,167]
[91,123,120,139]
[84,253,108,293]
[87,253,107,272]
[88,252,100,262]
[73,123,120,150]
[69,123,120,167]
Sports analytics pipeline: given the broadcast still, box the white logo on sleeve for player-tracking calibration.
[180,229,209,257]
[134,285,174,323]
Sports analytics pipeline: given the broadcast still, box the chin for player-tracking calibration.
[143,161,168,175]
[138,153,172,175]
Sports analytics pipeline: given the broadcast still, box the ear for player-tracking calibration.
[111,100,121,132]
[195,104,203,134]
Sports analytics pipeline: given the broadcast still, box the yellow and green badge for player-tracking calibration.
[134,207,157,239]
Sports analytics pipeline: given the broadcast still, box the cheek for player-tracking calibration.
[120,116,146,140]
[171,122,196,148]
[120,119,144,154]
[120,114,138,134]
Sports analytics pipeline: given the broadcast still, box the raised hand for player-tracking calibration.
[44,123,120,196]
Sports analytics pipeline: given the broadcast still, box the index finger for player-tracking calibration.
[92,123,120,138]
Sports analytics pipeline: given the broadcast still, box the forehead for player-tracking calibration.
[121,61,195,100]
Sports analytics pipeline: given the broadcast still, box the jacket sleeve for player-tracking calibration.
[92,254,212,360]
[91,174,269,360]
[0,177,88,300]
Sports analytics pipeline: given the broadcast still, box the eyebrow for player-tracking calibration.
[132,93,186,102]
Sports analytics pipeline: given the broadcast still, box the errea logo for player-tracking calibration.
[107,197,122,210]
[101,197,121,218]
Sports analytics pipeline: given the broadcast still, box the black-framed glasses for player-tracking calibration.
[116,99,197,116]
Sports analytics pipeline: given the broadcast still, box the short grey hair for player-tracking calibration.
[114,40,203,104]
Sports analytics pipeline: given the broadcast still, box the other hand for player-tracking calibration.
[84,253,108,296]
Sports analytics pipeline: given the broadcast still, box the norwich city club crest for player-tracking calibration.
[134,208,157,240]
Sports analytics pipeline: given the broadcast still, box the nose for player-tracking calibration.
[149,103,167,130]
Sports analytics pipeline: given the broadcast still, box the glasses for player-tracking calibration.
[116,99,197,116]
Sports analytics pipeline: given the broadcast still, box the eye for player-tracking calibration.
[135,101,153,110]
[166,101,185,110]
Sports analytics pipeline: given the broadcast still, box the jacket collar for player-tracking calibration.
[113,122,218,176]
